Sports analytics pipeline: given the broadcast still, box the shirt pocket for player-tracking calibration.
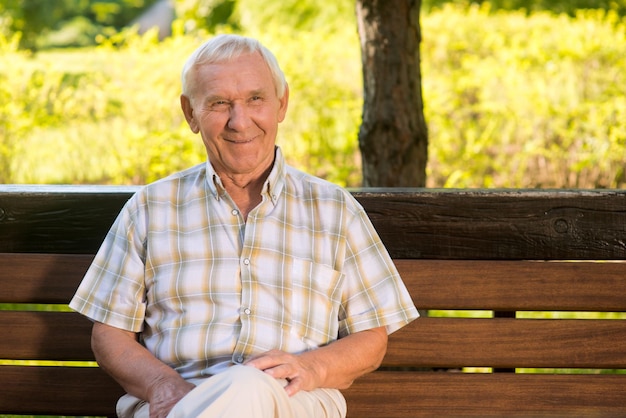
[288,258,344,348]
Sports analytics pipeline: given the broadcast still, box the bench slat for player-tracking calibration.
[396,259,626,311]
[0,365,123,416]
[354,189,626,260]
[3,254,626,311]
[2,188,625,259]
[0,185,132,254]
[2,366,625,417]
[0,311,94,360]
[0,188,625,417]
[4,312,625,370]
[383,317,626,369]
[343,372,626,417]
[0,253,93,304]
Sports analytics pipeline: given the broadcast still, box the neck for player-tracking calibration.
[220,167,271,221]
[225,180,263,221]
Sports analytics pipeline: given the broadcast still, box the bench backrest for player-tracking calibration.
[1,186,625,416]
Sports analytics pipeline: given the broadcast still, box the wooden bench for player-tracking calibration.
[1,185,625,417]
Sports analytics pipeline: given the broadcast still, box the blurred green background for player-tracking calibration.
[0,0,624,188]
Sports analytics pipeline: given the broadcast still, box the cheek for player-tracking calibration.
[197,113,225,135]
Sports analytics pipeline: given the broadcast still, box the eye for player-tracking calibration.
[249,95,264,105]
[210,100,230,110]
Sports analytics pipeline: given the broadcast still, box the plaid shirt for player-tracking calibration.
[70,147,418,379]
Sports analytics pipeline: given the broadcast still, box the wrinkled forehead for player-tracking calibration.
[190,53,276,96]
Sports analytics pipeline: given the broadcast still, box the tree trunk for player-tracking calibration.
[356,0,428,187]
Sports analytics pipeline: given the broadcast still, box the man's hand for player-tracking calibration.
[91,322,195,417]
[147,376,196,418]
[245,349,324,396]
[245,326,388,397]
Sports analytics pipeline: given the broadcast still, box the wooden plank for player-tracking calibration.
[0,253,94,304]
[353,188,626,260]
[0,185,135,254]
[3,365,625,417]
[0,311,94,360]
[383,317,626,369]
[343,372,626,417]
[2,255,625,311]
[1,187,625,259]
[3,366,625,417]
[0,365,123,416]
[4,311,625,369]
[395,259,626,311]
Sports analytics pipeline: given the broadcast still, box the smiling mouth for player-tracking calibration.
[224,135,257,144]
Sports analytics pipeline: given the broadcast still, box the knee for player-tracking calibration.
[226,364,285,394]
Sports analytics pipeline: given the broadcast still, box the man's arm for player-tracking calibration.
[245,326,388,396]
[91,321,195,418]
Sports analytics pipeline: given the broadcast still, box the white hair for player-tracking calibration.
[181,34,287,99]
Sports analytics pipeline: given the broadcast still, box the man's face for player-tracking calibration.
[181,52,289,179]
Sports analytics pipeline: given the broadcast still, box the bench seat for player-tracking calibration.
[1,186,625,417]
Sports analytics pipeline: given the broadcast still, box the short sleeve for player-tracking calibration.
[338,207,419,337]
[69,193,148,332]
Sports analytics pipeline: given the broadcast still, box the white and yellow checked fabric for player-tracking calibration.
[70,147,418,379]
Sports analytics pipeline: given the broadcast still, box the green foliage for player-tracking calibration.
[175,0,240,33]
[422,4,626,187]
[423,0,626,16]
[2,30,206,184]
[235,0,354,32]
[0,0,356,51]
[0,3,625,188]
[1,0,159,50]
[0,13,363,186]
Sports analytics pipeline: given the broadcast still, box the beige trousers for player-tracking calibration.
[116,365,347,418]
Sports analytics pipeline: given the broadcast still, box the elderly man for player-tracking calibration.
[70,34,418,418]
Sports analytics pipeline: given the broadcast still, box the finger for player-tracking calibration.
[244,350,289,369]
[261,362,294,380]
[283,376,303,397]
[244,355,275,370]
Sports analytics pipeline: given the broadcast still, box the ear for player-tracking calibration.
[277,84,289,123]
[180,94,200,133]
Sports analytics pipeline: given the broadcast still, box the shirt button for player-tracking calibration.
[237,356,244,363]
[244,308,251,315]
[243,258,250,265]
[231,209,239,216]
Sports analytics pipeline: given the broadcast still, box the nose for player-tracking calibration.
[227,102,251,131]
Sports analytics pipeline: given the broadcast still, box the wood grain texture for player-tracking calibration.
[0,185,135,253]
[1,187,625,416]
[0,311,94,360]
[2,367,625,417]
[394,259,626,311]
[0,253,93,303]
[4,312,624,369]
[343,372,626,417]
[3,254,624,311]
[383,317,626,369]
[0,365,123,416]
[1,187,625,259]
[353,188,626,260]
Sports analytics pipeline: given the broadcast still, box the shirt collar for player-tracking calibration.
[263,146,285,206]
[204,146,286,205]
[204,161,223,200]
